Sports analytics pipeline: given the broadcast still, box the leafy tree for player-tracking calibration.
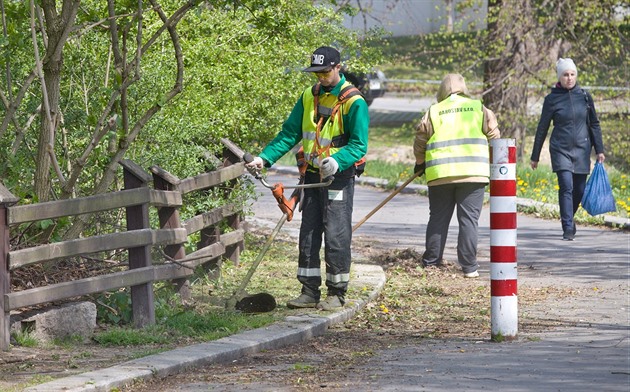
[397,0,627,158]
[0,0,385,241]
[483,0,628,157]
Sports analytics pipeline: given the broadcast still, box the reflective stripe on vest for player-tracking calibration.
[425,95,489,182]
[301,81,361,167]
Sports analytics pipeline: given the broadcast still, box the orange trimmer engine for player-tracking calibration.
[270,147,307,222]
[271,184,300,222]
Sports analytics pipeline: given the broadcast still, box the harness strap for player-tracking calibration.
[310,83,363,161]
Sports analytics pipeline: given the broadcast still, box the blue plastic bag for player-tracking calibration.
[581,162,616,216]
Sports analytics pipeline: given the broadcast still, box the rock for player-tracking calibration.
[10,301,97,343]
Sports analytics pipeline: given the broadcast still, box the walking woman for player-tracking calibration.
[530,58,606,241]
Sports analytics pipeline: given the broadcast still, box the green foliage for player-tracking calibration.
[161,310,274,340]
[95,290,133,325]
[11,330,38,348]
[0,0,386,244]
[93,298,275,346]
[51,334,87,348]
[516,161,629,220]
[362,159,426,190]
[92,325,172,346]
[600,114,630,172]
[369,123,416,147]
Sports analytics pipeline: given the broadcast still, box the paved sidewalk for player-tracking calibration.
[26,169,629,391]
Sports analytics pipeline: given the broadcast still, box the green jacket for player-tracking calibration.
[260,75,369,172]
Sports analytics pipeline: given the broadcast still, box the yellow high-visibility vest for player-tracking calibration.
[425,94,489,182]
[301,82,362,167]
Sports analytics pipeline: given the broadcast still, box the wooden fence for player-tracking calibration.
[0,144,247,350]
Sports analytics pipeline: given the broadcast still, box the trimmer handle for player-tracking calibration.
[242,152,263,179]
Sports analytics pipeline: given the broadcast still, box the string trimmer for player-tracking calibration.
[221,139,332,312]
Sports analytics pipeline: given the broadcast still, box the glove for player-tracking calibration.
[245,156,264,171]
[320,157,339,179]
[414,163,425,176]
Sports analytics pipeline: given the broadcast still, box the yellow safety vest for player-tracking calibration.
[425,94,489,182]
[301,82,362,168]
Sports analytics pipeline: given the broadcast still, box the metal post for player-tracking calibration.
[489,138,518,340]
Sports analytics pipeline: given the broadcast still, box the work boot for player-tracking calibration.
[286,294,318,309]
[316,295,344,311]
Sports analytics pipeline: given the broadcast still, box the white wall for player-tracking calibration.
[342,0,487,36]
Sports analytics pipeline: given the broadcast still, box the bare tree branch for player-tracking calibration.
[0,70,37,139]
[62,0,192,239]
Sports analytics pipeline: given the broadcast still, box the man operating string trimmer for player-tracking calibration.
[246,46,369,311]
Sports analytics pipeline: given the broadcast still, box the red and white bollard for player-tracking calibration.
[489,139,518,340]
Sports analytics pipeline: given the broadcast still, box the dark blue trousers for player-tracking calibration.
[556,170,587,233]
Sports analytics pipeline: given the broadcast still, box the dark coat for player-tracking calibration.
[530,83,605,174]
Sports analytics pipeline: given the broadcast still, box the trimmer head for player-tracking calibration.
[235,292,277,313]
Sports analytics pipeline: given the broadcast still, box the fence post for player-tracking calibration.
[120,160,156,328]
[489,139,518,341]
[0,184,19,350]
[222,145,243,265]
[149,165,191,301]
[197,224,221,280]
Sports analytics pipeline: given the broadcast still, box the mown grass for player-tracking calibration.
[86,231,370,349]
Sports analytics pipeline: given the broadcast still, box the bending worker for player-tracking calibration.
[246,46,369,311]
[413,73,500,278]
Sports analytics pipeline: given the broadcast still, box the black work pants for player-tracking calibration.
[297,170,355,300]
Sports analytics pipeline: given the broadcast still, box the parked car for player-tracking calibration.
[342,68,387,106]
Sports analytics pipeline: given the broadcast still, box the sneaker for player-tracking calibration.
[563,230,575,241]
[463,270,479,278]
[286,294,318,309]
[316,295,344,311]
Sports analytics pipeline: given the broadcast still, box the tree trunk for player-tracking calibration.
[483,0,531,158]
[34,58,61,202]
[34,0,80,202]
[483,0,576,159]
[445,0,454,33]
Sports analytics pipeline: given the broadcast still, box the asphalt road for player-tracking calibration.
[246,169,630,392]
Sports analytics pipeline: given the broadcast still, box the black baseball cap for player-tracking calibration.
[303,46,340,72]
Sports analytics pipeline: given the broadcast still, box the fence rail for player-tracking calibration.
[0,142,247,350]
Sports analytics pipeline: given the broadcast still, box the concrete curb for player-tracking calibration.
[25,262,386,392]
